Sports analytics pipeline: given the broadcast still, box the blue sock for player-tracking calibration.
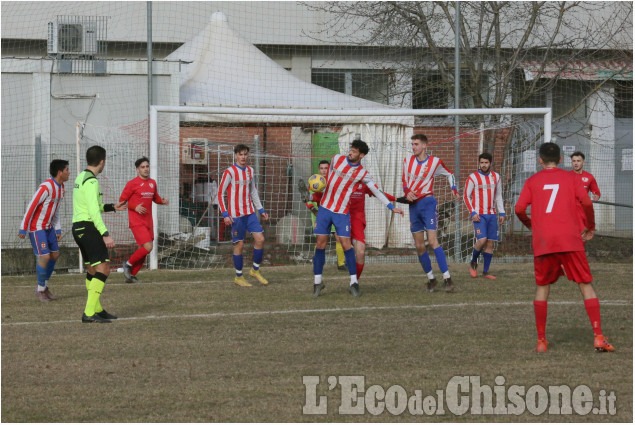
[418,252,432,273]
[313,248,325,275]
[483,252,493,273]
[344,248,356,276]
[433,246,449,274]
[36,264,46,288]
[233,254,243,276]
[45,259,57,280]
[252,249,263,270]
[471,249,481,264]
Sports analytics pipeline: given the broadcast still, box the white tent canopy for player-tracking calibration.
[165,12,413,248]
[165,12,412,126]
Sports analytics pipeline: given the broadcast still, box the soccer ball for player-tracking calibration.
[308,174,326,192]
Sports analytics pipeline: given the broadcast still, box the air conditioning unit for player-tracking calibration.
[48,20,98,55]
[181,138,209,165]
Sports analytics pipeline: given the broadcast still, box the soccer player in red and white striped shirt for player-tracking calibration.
[515,142,614,353]
[18,159,70,302]
[312,139,404,297]
[218,144,269,287]
[403,134,459,293]
[463,152,506,279]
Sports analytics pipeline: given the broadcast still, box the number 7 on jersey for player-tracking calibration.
[543,184,559,213]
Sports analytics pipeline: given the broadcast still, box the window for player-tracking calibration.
[412,71,489,109]
[552,80,590,120]
[312,69,389,104]
[615,81,633,119]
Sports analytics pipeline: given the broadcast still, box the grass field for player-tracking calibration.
[2,262,632,422]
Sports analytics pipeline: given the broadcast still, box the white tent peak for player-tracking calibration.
[165,12,412,125]
[210,11,228,23]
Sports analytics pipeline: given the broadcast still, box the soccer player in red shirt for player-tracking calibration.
[463,152,506,279]
[19,159,70,302]
[349,182,396,279]
[570,151,601,232]
[403,134,460,292]
[515,142,614,353]
[218,144,269,287]
[120,157,169,283]
[313,139,404,297]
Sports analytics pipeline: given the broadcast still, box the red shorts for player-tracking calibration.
[131,225,153,246]
[350,212,366,244]
[534,251,593,286]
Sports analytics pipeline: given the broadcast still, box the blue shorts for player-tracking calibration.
[409,196,438,233]
[314,206,351,238]
[231,213,263,243]
[473,214,499,241]
[28,229,59,256]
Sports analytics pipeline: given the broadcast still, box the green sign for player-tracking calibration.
[311,132,340,174]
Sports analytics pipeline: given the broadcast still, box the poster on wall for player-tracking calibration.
[622,148,632,171]
[523,150,536,173]
[563,145,576,168]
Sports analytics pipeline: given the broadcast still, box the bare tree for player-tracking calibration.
[303,1,632,120]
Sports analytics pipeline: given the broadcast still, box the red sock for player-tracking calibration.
[129,246,150,276]
[356,263,364,279]
[533,300,548,340]
[129,246,149,265]
[584,298,602,336]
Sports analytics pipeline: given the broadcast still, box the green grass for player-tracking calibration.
[1,262,632,422]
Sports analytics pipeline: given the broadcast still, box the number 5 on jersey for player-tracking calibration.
[543,184,559,213]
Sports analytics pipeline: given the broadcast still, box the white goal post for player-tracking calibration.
[148,105,552,270]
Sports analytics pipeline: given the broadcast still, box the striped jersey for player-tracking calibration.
[402,155,457,198]
[319,154,394,214]
[463,170,505,216]
[20,178,65,233]
[217,164,264,218]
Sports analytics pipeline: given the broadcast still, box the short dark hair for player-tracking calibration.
[234,144,250,154]
[539,142,561,165]
[318,160,329,166]
[50,159,69,178]
[411,134,428,143]
[478,152,493,163]
[570,151,585,161]
[86,145,106,166]
[135,157,149,168]
[351,139,369,155]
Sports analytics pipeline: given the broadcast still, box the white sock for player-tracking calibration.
[350,275,358,285]
[236,269,243,276]
[443,271,451,279]
[426,271,435,280]
[314,274,322,285]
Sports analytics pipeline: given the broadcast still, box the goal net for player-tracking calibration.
[78,107,550,271]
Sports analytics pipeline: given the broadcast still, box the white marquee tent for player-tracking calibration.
[166,12,414,248]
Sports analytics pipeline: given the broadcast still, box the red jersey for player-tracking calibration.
[463,170,505,216]
[349,184,396,219]
[320,154,393,214]
[572,170,600,230]
[119,176,163,228]
[572,170,601,197]
[20,178,65,233]
[217,164,264,218]
[515,167,594,256]
[402,155,457,198]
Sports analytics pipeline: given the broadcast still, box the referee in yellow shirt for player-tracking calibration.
[72,145,126,323]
